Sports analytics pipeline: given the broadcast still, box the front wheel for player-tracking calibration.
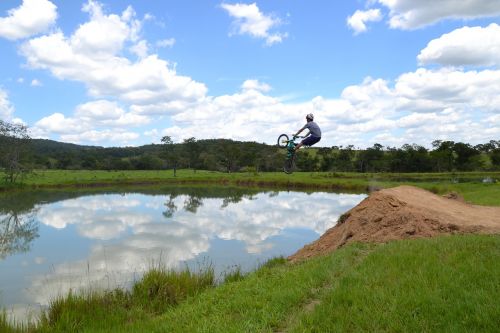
[283,154,296,174]
[277,134,289,148]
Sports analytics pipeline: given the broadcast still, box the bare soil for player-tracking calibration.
[289,185,500,262]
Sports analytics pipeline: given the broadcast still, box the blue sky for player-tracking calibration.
[0,0,499,148]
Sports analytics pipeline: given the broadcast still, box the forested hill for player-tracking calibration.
[27,138,500,173]
[29,138,281,172]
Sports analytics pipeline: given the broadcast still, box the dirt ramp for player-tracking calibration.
[289,185,500,262]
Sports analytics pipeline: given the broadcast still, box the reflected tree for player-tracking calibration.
[0,209,39,259]
[163,194,178,218]
[184,195,203,213]
[220,194,255,209]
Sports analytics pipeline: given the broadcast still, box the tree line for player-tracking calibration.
[1,120,499,183]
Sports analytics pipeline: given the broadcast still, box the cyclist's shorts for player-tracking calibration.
[302,136,321,146]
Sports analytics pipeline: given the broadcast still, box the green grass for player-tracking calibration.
[4,169,499,206]
[3,235,498,332]
[31,264,215,333]
[289,235,500,333]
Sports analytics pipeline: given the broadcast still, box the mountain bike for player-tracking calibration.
[277,134,304,174]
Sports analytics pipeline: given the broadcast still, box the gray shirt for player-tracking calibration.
[302,121,321,137]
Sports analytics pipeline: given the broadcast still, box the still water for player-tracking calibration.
[0,187,366,322]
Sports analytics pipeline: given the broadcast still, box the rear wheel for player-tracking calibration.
[283,153,296,174]
[277,134,289,148]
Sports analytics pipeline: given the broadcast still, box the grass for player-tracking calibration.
[2,169,500,206]
[1,170,499,331]
[288,235,500,333]
[2,235,499,332]
[31,264,215,333]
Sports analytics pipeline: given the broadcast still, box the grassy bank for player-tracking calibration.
[3,169,500,206]
[2,235,499,332]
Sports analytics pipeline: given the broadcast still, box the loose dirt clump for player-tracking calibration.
[289,185,500,262]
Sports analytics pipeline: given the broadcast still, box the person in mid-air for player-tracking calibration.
[293,113,321,152]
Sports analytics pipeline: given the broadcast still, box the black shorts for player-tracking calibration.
[302,136,321,146]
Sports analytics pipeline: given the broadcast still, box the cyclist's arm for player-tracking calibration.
[294,125,307,137]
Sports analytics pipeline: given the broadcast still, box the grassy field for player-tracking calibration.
[1,170,499,331]
[3,169,500,206]
[2,235,499,332]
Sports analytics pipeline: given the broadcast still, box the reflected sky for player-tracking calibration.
[0,188,365,323]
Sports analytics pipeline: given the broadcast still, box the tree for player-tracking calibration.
[183,137,200,171]
[161,136,178,176]
[357,143,385,172]
[453,142,481,171]
[0,120,32,183]
[430,140,454,172]
[491,148,500,168]
[335,145,355,171]
[317,147,334,171]
[219,140,241,172]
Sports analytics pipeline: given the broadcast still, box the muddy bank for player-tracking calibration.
[289,185,500,261]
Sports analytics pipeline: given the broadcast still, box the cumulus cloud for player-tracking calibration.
[241,79,271,92]
[347,9,382,34]
[378,0,500,30]
[418,23,500,67]
[0,88,15,120]
[156,38,176,48]
[221,2,287,46]
[14,0,500,148]
[20,0,207,115]
[155,65,500,148]
[0,0,57,40]
[30,79,42,86]
[33,100,149,145]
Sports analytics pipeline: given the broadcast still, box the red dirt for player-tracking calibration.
[289,185,500,262]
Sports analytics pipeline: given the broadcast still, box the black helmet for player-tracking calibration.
[306,113,314,121]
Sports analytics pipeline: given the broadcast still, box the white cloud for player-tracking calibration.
[221,2,287,46]
[156,65,500,148]
[378,0,500,30]
[20,1,207,115]
[34,113,87,135]
[347,9,382,34]
[60,129,140,145]
[418,23,500,67]
[130,40,149,58]
[0,88,15,120]
[241,79,271,92]
[14,0,500,148]
[0,0,57,40]
[30,79,42,86]
[156,38,176,48]
[33,99,150,145]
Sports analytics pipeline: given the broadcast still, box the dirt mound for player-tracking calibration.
[289,186,500,262]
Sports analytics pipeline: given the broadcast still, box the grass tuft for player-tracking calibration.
[132,265,215,314]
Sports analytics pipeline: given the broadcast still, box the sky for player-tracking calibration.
[0,0,499,148]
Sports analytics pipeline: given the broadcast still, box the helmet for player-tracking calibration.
[306,113,314,121]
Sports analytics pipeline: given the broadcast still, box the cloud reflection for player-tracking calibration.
[15,190,365,315]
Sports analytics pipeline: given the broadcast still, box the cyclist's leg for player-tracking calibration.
[295,136,318,151]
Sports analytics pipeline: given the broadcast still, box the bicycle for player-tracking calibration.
[277,134,304,174]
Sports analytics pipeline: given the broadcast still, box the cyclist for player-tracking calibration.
[293,113,321,152]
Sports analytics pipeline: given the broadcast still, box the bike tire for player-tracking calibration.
[283,154,296,174]
[277,134,289,148]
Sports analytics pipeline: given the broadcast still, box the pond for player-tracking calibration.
[0,186,366,322]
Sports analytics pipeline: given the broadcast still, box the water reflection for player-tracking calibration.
[0,187,366,323]
[0,201,39,259]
